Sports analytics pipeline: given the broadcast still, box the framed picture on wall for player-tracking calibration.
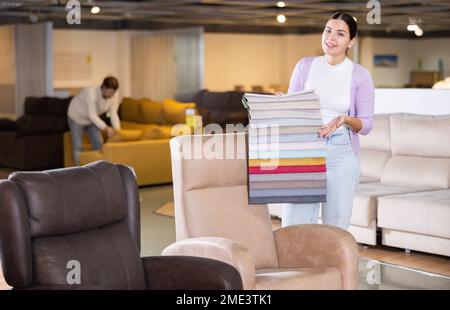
[374,54,398,67]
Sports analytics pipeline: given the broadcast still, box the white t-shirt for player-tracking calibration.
[68,86,121,130]
[305,55,353,130]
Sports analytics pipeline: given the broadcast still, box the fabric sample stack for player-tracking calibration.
[242,90,327,204]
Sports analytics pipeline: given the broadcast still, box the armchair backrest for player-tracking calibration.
[170,133,279,269]
[0,161,145,289]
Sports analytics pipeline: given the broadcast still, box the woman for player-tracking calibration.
[282,12,375,229]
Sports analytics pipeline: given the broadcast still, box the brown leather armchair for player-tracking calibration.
[163,133,359,290]
[0,161,242,290]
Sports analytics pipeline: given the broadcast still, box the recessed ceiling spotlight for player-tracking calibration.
[407,24,419,31]
[415,28,423,36]
[91,6,100,14]
[277,14,286,24]
[277,1,286,8]
[29,12,39,23]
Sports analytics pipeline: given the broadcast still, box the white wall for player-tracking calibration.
[0,25,16,118]
[415,38,450,77]
[53,29,450,93]
[204,33,322,92]
[53,29,120,91]
[204,33,282,92]
[360,37,450,88]
[53,28,204,98]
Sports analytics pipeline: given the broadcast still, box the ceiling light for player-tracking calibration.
[277,1,286,8]
[277,14,286,24]
[91,6,100,14]
[407,24,419,31]
[415,28,423,36]
[29,12,39,23]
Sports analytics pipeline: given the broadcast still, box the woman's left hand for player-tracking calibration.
[319,115,348,138]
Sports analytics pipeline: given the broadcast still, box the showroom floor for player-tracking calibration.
[139,185,450,290]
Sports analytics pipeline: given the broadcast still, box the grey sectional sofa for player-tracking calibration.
[352,113,450,256]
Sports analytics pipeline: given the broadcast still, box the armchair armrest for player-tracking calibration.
[141,256,242,290]
[274,224,358,290]
[162,237,255,290]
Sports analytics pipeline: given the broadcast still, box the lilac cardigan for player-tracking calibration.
[288,56,375,154]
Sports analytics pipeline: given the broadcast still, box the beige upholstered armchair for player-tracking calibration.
[162,133,359,290]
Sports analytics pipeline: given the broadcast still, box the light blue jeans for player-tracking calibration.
[282,129,360,229]
[68,117,103,166]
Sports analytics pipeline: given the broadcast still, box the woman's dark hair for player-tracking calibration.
[329,12,358,39]
[101,76,119,90]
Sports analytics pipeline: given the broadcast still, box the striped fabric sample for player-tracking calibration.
[243,89,327,204]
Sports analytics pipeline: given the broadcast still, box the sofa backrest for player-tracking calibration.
[181,90,248,127]
[16,97,71,134]
[380,114,450,189]
[24,97,71,116]
[359,114,391,181]
[120,97,195,126]
[170,133,279,270]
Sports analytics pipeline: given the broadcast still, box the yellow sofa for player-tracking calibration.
[64,97,196,186]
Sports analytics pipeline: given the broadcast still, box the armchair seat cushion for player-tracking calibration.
[255,267,342,290]
[32,222,146,290]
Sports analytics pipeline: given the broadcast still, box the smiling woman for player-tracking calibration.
[283,12,375,230]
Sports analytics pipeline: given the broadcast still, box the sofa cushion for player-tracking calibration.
[108,129,142,143]
[199,91,230,110]
[140,98,163,124]
[175,89,205,104]
[24,97,46,115]
[351,182,434,227]
[24,97,71,116]
[162,99,196,125]
[227,91,246,111]
[0,118,15,131]
[203,109,248,127]
[381,155,450,189]
[140,126,172,140]
[120,98,141,123]
[360,114,390,151]
[16,115,68,134]
[359,149,390,181]
[377,189,450,239]
[120,121,158,133]
[45,97,71,116]
[359,176,378,184]
[390,113,450,157]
